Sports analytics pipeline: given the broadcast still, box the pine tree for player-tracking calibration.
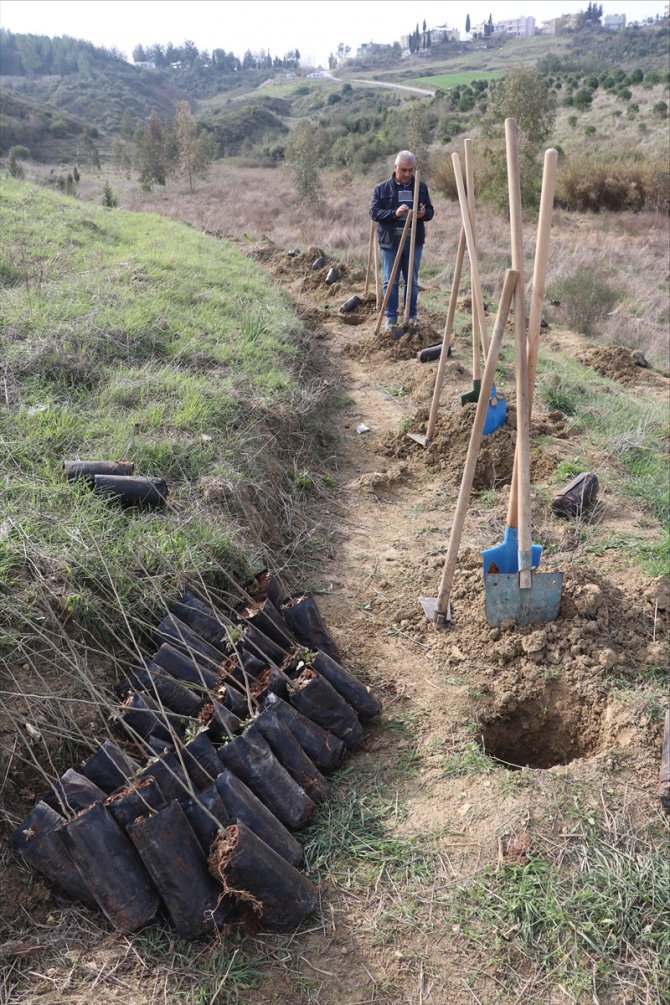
[465,14,471,33]
[175,101,212,192]
[136,108,167,189]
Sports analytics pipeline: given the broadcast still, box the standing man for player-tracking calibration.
[370,150,434,331]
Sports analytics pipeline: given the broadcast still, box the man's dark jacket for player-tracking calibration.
[369,174,434,250]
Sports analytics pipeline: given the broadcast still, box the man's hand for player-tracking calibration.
[417,203,426,219]
[395,203,410,218]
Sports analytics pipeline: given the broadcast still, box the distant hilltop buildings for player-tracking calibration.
[353,8,637,63]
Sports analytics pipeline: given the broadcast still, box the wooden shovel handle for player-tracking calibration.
[403,169,420,324]
[374,210,413,335]
[451,153,489,362]
[433,269,519,621]
[364,219,375,297]
[424,227,466,444]
[374,232,381,309]
[505,118,532,587]
[507,147,558,527]
[464,140,489,373]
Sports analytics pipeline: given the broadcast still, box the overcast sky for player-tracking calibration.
[1,1,665,66]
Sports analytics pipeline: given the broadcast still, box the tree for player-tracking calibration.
[285,121,322,209]
[487,68,556,145]
[465,14,471,33]
[136,108,168,189]
[174,101,213,191]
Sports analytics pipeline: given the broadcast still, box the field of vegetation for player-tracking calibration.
[1,18,669,1005]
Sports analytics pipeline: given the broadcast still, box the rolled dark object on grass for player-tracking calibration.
[208,820,317,932]
[128,800,234,939]
[261,692,346,772]
[9,801,98,907]
[199,699,242,743]
[64,460,134,484]
[121,665,204,718]
[170,592,232,649]
[60,801,160,933]
[106,775,166,829]
[218,732,315,830]
[289,667,363,747]
[42,769,108,816]
[156,614,226,669]
[80,740,139,794]
[242,597,294,650]
[93,474,168,507]
[250,713,330,803]
[216,770,303,866]
[312,650,381,721]
[417,343,452,363]
[551,472,599,519]
[252,569,286,610]
[152,642,218,692]
[182,781,232,853]
[340,295,362,313]
[281,594,341,663]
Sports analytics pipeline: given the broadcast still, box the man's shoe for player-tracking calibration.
[383,317,398,330]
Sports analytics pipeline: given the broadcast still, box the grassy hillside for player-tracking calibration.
[0,177,330,672]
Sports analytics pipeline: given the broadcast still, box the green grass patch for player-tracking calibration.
[0,178,328,662]
[452,806,670,1003]
[412,69,504,90]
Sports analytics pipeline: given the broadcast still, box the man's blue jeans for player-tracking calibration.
[381,242,423,321]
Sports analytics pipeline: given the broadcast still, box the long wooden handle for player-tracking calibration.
[374,211,413,335]
[433,269,519,619]
[364,219,375,297]
[464,140,489,375]
[527,148,558,404]
[403,169,420,324]
[424,227,467,443]
[505,118,531,588]
[452,153,489,361]
[374,232,381,309]
[507,147,558,528]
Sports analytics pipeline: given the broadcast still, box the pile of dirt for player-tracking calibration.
[382,402,517,488]
[343,321,443,362]
[576,345,655,385]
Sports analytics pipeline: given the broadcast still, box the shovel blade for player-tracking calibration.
[483,388,506,436]
[406,432,430,447]
[485,571,563,626]
[482,527,543,579]
[419,596,452,623]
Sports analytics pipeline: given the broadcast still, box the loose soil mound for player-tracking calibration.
[343,320,442,363]
[576,345,657,385]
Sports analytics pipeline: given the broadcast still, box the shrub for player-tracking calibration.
[653,100,668,117]
[617,87,632,101]
[101,181,118,207]
[568,114,578,128]
[557,156,669,213]
[552,272,620,337]
[584,125,596,136]
[563,95,575,107]
[574,88,593,110]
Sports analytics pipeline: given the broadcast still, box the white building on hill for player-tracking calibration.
[604,13,626,29]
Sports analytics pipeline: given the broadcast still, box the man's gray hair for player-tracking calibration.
[394,150,416,166]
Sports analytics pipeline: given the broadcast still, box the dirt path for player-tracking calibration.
[242,248,669,1004]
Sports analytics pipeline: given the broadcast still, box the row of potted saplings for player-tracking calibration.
[11,571,381,939]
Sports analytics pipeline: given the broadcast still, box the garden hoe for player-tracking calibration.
[452,150,507,435]
[484,120,562,626]
[406,227,466,447]
[482,143,559,579]
[419,268,519,625]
